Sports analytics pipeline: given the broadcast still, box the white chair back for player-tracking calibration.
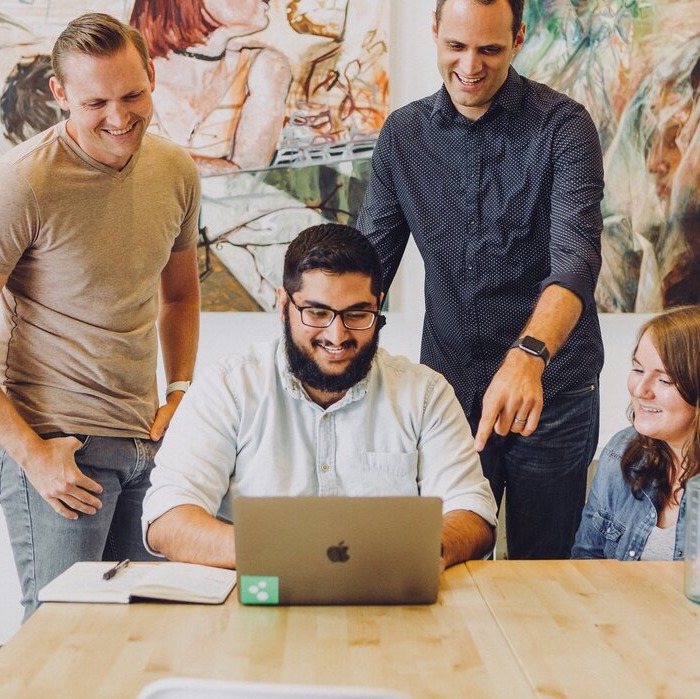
[137,677,411,699]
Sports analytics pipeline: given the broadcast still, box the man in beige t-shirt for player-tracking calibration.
[0,13,201,618]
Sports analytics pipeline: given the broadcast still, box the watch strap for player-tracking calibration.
[165,380,191,397]
[509,336,550,366]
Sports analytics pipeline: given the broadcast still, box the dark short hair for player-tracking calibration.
[435,0,525,39]
[283,224,383,299]
[51,13,150,86]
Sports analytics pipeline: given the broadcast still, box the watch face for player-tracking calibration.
[521,336,546,355]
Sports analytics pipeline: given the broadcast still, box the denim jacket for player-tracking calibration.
[572,427,686,560]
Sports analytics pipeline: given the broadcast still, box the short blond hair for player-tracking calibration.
[51,12,150,86]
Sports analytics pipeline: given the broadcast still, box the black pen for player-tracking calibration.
[103,559,130,580]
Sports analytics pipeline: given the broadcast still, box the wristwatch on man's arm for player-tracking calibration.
[165,380,191,398]
[509,336,550,367]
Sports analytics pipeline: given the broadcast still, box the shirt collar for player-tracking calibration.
[431,66,524,124]
[275,337,371,410]
[493,66,524,114]
[59,119,142,177]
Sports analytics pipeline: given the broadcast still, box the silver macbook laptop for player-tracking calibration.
[234,496,443,606]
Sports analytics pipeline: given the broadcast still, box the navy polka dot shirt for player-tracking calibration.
[357,67,605,416]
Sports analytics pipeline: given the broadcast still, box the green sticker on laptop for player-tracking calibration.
[240,576,279,605]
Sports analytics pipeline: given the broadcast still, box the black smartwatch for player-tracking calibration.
[509,336,550,366]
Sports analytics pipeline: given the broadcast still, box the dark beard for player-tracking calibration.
[283,305,380,396]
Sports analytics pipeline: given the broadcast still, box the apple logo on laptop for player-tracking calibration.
[326,540,350,563]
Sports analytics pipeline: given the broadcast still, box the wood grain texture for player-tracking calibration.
[467,560,700,699]
[0,564,532,699]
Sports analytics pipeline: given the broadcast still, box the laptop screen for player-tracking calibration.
[234,496,443,605]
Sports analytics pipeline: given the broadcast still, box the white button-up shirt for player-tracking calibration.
[142,339,497,545]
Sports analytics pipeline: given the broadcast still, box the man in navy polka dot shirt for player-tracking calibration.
[357,0,605,559]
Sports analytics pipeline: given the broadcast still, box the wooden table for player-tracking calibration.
[468,560,700,699]
[0,565,531,699]
[0,561,697,699]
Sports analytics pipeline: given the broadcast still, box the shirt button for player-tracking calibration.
[320,463,330,473]
[628,550,635,557]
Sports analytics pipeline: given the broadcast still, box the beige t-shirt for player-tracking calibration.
[0,121,200,437]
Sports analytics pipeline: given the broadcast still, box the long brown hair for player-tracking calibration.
[130,0,221,59]
[622,306,700,509]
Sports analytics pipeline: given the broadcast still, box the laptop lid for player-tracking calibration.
[234,496,443,606]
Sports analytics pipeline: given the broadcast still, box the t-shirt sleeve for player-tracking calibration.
[0,163,40,277]
[171,152,202,252]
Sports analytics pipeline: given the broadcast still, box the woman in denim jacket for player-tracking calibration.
[573,306,700,560]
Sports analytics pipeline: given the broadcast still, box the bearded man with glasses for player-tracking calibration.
[143,223,497,570]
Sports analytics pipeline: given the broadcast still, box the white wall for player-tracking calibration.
[0,0,649,644]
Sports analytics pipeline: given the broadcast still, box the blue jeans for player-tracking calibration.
[0,435,160,619]
[470,382,599,560]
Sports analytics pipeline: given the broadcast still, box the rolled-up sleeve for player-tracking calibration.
[141,363,240,551]
[417,374,498,526]
[543,103,605,310]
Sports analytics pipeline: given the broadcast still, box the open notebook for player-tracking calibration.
[234,496,443,606]
[38,561,237,605]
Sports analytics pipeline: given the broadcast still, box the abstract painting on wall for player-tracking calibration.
[515,0,700,312]
[0,0,389,311]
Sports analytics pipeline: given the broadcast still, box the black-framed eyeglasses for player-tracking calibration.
[286,292,382,330]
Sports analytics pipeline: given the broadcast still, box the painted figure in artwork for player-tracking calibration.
[647,51,700,307]
[130,0,292,175]
[597,39,700,312]
[282,0,388,158]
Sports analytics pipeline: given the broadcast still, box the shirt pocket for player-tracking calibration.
[360,451,419,496]
[591,510,626,558]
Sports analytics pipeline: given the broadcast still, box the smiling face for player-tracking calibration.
[278,269,382,406]
[627,330,695,461]
[49,42,154,170]
[433,0,525,121]
[203,0,271,34]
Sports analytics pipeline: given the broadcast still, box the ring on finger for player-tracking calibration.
[513,417,527,426]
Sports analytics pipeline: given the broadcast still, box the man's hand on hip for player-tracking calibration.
[23,436,103,520]
[474,350,545,451]
[149,390,185,441]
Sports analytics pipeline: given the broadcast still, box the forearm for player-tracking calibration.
[440,510,495,567]
[146,504,236,568]
[0,390,44,465]
[158,299,199,384]
[158,246,200,385]
[518,283,583,357]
